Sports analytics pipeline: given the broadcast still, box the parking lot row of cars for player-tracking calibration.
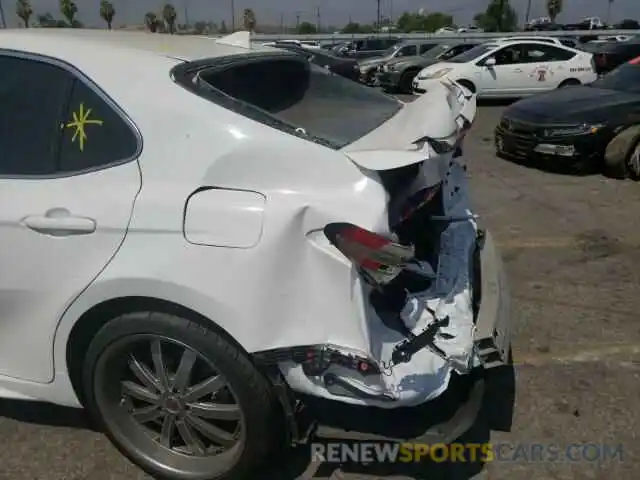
[267,34,640,182]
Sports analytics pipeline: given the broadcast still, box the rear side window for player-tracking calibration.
[0,55,72,175]
[191,56,401,149]
[398,45,417,56]
[521,44,576,62]
[58,80,139,172]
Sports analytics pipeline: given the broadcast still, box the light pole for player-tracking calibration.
[230,0,235,31]
[525,0,532,24]
[376,0,381,32]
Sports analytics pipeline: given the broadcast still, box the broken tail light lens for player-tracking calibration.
[398,182,443,224]
[323,222,414,286]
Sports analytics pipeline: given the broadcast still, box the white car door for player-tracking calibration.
[474,44,532,97]
[0,54,141,383]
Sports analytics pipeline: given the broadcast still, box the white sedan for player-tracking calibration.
[0,28,510,480]
[413,40,598,98]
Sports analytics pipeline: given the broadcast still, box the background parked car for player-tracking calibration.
[357,39,439,85]
[272,42,360,82]
[377,41,481,93]
[495,55,640,179]
[333,37,401,60]
[588,38,640,74]
[413,40,597,98]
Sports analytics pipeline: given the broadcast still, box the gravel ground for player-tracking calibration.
[1,102,639,480]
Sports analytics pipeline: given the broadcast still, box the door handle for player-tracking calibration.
[22,208,96,236]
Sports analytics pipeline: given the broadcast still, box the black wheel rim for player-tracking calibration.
[94,335,245,478]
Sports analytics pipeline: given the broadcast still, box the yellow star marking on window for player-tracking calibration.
[65,103,103,152]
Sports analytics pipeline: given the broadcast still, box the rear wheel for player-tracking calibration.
[558,78,581,88]
[82,311,280,480]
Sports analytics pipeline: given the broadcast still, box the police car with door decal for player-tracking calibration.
[413,39,598,99]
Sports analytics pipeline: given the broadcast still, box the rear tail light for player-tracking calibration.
[323,222,414,286]
[595,53,606,66]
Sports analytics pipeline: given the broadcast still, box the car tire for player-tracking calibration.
[399,70,419,93]
[558,79,581,88]
[82,311,280,480]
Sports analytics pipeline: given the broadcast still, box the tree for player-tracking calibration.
[193,20,207,34]
[546,0,562,23]
[99,0,115,30]
[219,20,228,33]
[395,12,454,33]
[242,8,256,32]
[162,3,177,34]
[16,0,32,27]
[473,0,518,32]
[36,11,55,26]
[145,11,158,32]
[296,21,316,34]
[59,0,77,26]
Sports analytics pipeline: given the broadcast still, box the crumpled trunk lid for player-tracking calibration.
[269,80,482,408]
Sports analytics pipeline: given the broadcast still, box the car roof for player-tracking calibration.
[0,28,273,63]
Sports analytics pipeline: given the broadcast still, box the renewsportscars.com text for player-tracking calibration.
[310,442,624,464]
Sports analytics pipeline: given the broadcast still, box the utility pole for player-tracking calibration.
[296,11,301,29]
[316,6,321,32]
[0,0,6,28]
[525,0,532,24]
[183,0,189,28]
[280,13,285,33]
[376,0,381,32]
[230,0,235,31]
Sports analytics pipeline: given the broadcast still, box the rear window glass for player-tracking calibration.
[194,56,402,149]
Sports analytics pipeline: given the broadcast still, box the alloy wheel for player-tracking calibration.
[94,335,245,477]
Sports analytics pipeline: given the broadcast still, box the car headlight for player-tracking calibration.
[417,68,452,80]
[543,123,605,137]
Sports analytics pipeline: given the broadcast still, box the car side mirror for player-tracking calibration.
[484,57,496,67]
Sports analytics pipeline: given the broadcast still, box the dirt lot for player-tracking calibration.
[1,104,639,480]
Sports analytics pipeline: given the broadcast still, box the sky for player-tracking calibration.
[2,0,639,29]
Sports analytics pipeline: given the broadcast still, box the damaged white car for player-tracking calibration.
[0,29,511,480]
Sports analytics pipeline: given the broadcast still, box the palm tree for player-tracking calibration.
[546,0,562,23]
[606,0,614,25]
[59,0,77,26]
[242,8,256,32]
[144,11,158,32]
[162,3,177,34]
[99,0,115,29]
[16,0,32,27]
